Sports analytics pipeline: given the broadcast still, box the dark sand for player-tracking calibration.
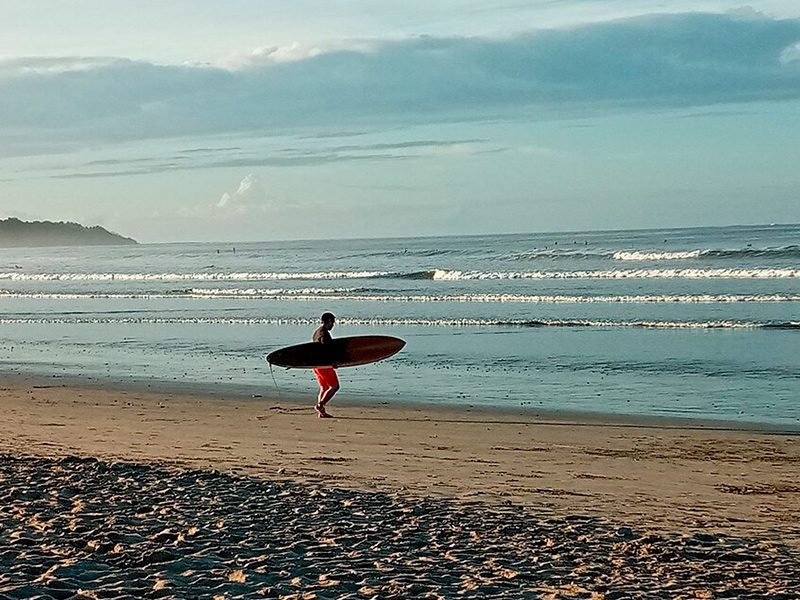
[1,379,800,597]
[1,455,799,599]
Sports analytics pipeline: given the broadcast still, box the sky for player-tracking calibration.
[0,1,799,242]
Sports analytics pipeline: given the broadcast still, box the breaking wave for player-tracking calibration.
[613,250,703,260]
[2,267,799,282]
[0,271,392,282]
[0,287,360,300]
[429,268,800,280]
[185,291,800,303]
[501,245,800,262]
[0,317,797,329]
[2,289,799,303]
[613,246,800,261]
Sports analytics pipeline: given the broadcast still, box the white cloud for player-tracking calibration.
[780,41,800,64]
[217,40,376,70]
[216,174,271,216]
[0,56,121,75]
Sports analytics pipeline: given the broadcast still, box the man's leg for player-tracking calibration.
[317,385,326,407]
[315,383,331,417]
[314,368,327,416]
[315,368,339,417]
[319,385,339,408]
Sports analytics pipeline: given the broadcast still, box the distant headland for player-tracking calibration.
[0,218,137,247]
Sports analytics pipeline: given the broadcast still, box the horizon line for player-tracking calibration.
[133,221,800,246]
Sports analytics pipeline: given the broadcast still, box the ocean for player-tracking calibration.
[1,223,798,427]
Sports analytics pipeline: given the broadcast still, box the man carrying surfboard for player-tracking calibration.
[266,319,404,417]
[312,312,339,418]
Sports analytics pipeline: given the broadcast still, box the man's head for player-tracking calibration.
[321,312,336,330]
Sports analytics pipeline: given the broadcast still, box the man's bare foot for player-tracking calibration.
[316,403,333,418]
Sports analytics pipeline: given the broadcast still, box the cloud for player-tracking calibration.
[216,174,270,216]
[42,139,484,179]
[781,41,800,64]
[0,56,121,75]
[216,40,377,70]
[49,153,404,179]
[1,12,799,156]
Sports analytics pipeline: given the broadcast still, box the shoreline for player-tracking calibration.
[2,376,800,548]
[5,370,799,435]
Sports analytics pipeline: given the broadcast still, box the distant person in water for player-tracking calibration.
[312,312,339,418]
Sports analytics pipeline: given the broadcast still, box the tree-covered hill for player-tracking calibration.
[0,218,137,247]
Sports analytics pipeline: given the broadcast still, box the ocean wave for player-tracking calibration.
[613,250,703,261]
[1,266,799,282]
[0,317,797,329]
[0,271,392,282]
[430,268,800,280]
[0,292,174,299]
[185,287,361,297]
[503,249,607,260]
[182,290,800,303]
[0,287,360,300]
[709,245,800,259]
[503,245,800,262]
[3,289,799,303]
[613,246,800,261]
[345,248,485,259]
[395,270,446,280]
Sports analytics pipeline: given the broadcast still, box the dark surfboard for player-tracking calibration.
[266,335,405,369]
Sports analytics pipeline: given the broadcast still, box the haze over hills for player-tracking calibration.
[0,218,137,247]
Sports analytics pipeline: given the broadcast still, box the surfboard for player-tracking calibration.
[266,335,405,369]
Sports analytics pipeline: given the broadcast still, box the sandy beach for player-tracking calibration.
[1,378,799,597]
[3,0,799,594]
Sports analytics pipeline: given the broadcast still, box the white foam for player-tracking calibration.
[1,290,798,303]
[185,290,800,303]
[1,267,797,282]
[0,317,796,329]
[0,271,390,282]
[431,268,800,280]
[613,250,703,261]
[0,292,172,299]
[188,287,356,296]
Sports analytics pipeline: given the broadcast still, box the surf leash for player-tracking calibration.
[267,357,282,401]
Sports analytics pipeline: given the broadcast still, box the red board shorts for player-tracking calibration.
[313,367,339,388]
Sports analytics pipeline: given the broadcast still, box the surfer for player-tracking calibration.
[312,312,339,418]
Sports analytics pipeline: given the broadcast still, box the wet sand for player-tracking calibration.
[1,379,800,596]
